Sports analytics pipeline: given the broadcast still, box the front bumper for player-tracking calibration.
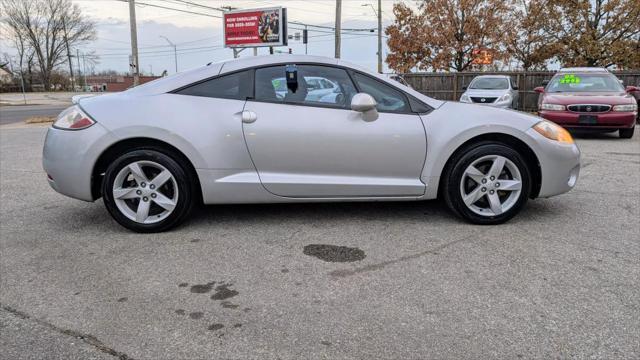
[461,99,513,108]
[525,128,581,198]
[539,110,636,129]
[43,123,116,201]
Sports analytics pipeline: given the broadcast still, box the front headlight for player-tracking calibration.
[460,94,470,103]
[612,104,638,112]
[498,93,512,102]
[53,105,95,130]
[540,103,565,111]
[533,120,574,144]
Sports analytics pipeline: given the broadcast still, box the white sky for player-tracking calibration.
[61,0,417,75]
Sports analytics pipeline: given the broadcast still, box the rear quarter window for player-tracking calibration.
[174,70,253,100]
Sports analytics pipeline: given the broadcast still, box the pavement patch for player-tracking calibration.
[303,244,366,262]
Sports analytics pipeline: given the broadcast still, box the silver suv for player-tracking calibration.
[460,75,519,109]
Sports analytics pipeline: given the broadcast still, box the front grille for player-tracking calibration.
[471,97,497,104]
[567,104,611,113]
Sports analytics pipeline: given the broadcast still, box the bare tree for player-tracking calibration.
[1,0,96,90]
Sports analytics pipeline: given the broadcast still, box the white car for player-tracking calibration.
[43,55,580,232]
[460,75,520,109]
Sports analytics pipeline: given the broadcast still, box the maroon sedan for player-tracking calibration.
[535,68,638,138]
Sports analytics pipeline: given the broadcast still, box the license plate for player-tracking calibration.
[578,115,598,125]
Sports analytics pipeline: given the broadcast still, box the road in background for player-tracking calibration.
[0,105,68,125]
[1,125,638,359]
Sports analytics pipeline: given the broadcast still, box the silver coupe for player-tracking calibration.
[43,55,580,232]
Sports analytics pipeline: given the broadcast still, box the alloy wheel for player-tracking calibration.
[112,160,179,224]
[459,155,522,216]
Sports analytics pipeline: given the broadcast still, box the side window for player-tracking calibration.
[352,73,410,113]
[175,70,252,100]
[254,65,357,108]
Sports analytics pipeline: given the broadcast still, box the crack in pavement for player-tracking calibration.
[1,304,134,360]
[329,232,478,278]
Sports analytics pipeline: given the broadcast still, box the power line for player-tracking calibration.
[117,0,222,18]
[126,0,376,32]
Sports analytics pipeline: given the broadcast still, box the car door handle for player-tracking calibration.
[241,110,257,123]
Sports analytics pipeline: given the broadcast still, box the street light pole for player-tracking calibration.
[335,0,341,58]
[377,0,382,74]
[363,2,382,73]
[160,35,178,73]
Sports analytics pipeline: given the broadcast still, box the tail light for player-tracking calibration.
[53,106,95,130]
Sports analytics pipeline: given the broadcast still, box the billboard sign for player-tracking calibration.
[223,7,287,48]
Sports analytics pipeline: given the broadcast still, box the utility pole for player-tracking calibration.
[335,0,341,58]
[128,0,140,86]
[304,25,308,55]
[7,58,27,104]
[82,53,87,89]
[62,16,75,90]
[377,0,382,73]
[76,49,82,88]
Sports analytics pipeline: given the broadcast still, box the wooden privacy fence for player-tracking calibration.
[400,71,640,112]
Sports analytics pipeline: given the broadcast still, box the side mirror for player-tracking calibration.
[534,86,545,94]
[351,93,378,122]
[542,80,549,86]
[625,85,639,93]
[512,85,519,90]
[462,85,467,90]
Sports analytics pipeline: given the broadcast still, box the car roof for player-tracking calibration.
[557,67,610,73]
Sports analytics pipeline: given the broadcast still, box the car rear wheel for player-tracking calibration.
[619,126,635,139]
[443,142,531,224]
[102,149,195,232]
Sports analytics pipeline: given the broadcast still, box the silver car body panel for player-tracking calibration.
[44,55,579,205]
[242,100,427,197]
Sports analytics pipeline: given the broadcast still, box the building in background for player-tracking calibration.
[84,75,160,92]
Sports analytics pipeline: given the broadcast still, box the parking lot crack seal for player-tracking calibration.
[329,233,477,278]
[1,304,134,360]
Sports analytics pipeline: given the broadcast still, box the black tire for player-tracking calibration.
[619,126,635,139]
[102,148,196,233]
[442,142,532,225]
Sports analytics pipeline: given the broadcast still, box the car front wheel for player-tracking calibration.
[102,149,195,232]
[619,126,635,139]
[443,142,532,224]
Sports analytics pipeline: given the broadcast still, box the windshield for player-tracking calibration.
[547,73,624,93]
[469,77,509,90]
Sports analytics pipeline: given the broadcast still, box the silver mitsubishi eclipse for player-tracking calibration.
[43,55,580,232]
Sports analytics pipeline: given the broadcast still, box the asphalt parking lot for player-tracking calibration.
[1,124,639,359]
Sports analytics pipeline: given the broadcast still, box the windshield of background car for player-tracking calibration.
[469,78,509,90]
[546,74,625,93]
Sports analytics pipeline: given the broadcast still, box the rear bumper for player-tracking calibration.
[538,110,636,129]
[525,128,581,198]
[42,123,116,201]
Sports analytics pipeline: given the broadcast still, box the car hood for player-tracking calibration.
[542,92,636,105]
[463,89,509,98]
[438,101,540,131]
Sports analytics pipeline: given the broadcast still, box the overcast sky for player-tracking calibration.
[63,0,415,75]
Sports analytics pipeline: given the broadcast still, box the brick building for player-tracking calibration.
[84,75,161,92]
